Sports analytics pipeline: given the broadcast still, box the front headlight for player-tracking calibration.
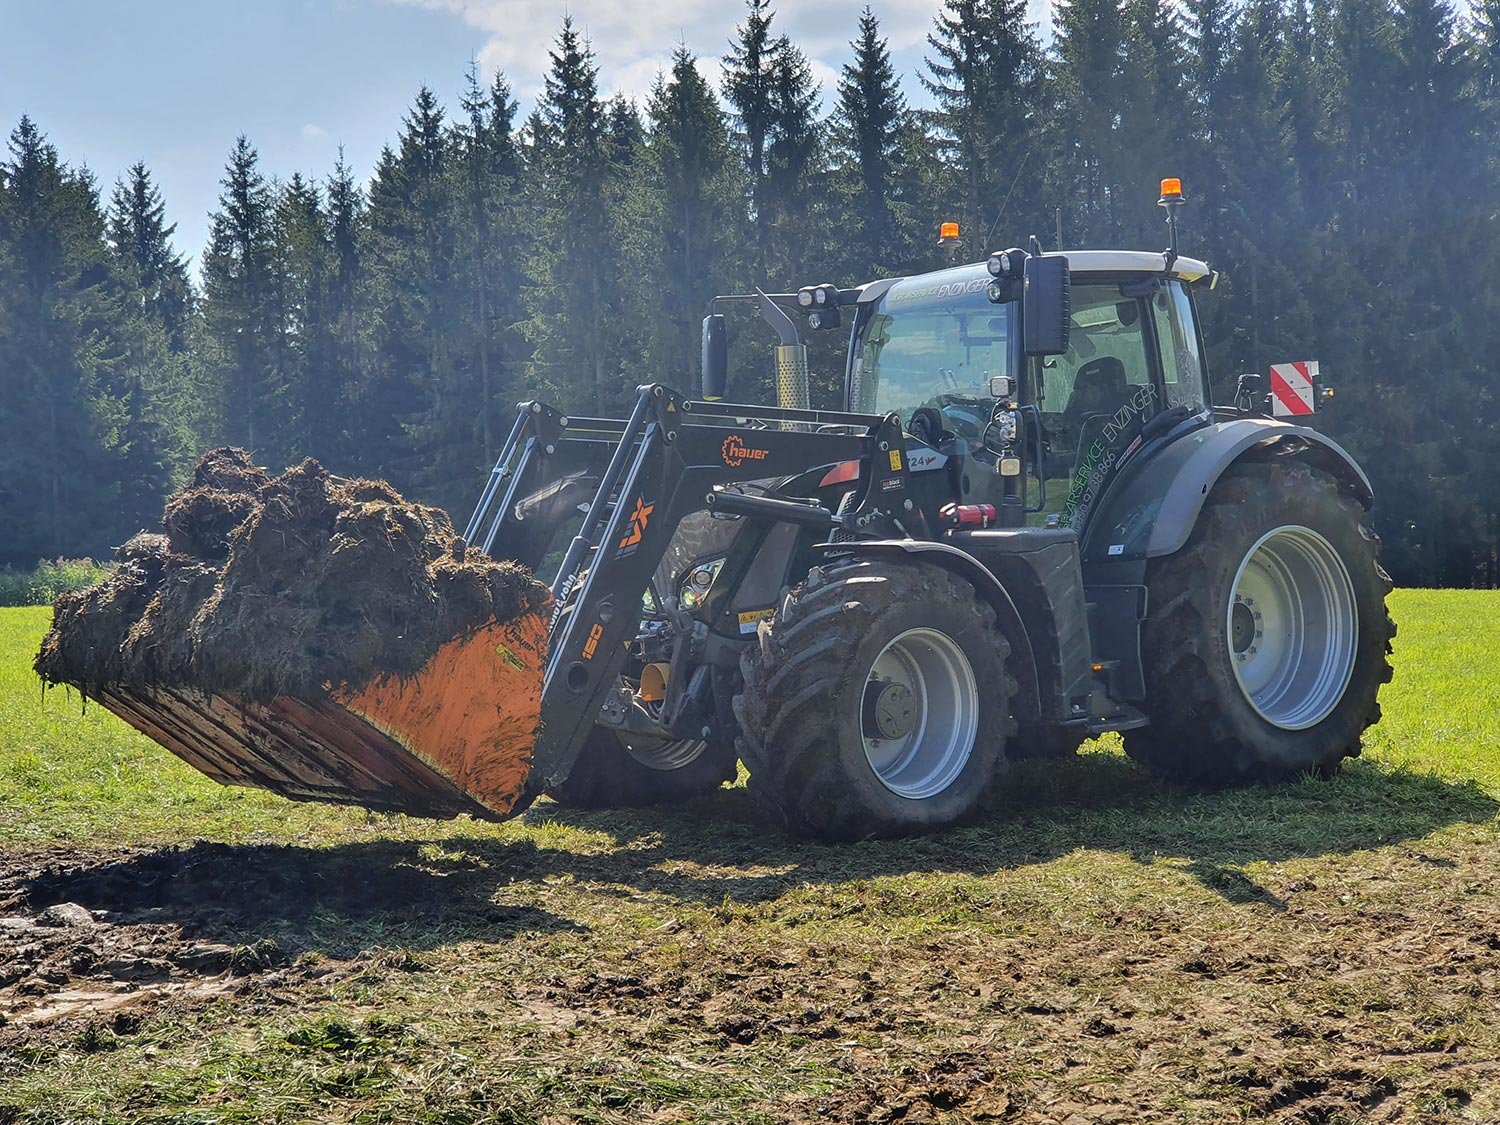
[679,557,725,609]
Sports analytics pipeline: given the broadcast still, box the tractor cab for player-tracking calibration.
[843,250,1214,532]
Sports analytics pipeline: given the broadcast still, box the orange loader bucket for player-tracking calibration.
[94,610,551,820]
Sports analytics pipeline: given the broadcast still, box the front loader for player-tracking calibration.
[81,182,1394,840]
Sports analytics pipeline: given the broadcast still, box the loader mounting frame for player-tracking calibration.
[467,384,913,805]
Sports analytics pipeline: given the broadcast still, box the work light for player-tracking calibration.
[987,248,1025,279]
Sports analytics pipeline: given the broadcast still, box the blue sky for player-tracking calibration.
[1,1,1048,270]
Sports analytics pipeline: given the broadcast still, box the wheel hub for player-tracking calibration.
[863,679,916,740]
[1230,599,1256,654]
[1228,525,1358,730]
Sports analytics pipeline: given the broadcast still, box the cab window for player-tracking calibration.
[854,274,1012,446]
[1152,280,1207,410]
[1028,282,1158,525]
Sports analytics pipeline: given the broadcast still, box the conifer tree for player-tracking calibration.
[886,114,949,275]
[764,34,823,286]
[1320,0,1402,234]
[835,8,908,275]
[0,118,155,564]
[922,0,1044,253]
[321,147,364,467]
[271,172,335,460]
[1048,0,1138,244]
[449,66,526,471]
[1275,0,1325,205]
[525,19,616,410]
[105,161,198,490]
[201,136,279,454]
[723,0,780,279]
[1208,0,1306,375]
[1478,0,1500,142]
[108,162,191,352]
[624,47,737,392]
[1129,0,1191,169]
[360,86,456,486]
[1183,0,1237,125]
[603,95,644,168]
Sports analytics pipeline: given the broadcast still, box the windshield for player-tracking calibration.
[851,266,1013,439]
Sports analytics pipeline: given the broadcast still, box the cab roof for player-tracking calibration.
[870,250,1218,310]
[1048,249,1212,281]
[865,250,1213,306]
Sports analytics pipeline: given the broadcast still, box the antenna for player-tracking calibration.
[984,152,1031,248]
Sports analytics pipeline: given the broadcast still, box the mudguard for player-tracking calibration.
[816,539,1042,721]
[1080,417,1372,565]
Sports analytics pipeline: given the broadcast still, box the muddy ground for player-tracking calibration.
[3,809,1498,1124]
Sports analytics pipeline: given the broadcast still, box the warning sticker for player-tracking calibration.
[1269,361,1317,417]
[888,449,903,471]
[738,607,775,635]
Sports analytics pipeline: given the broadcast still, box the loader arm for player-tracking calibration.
[470,384,912,801]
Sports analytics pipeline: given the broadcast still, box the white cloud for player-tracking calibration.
[388,0,1057,118]
[301,122,331,141]
[389,0,963,106]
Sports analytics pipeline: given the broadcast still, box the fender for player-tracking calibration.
[1080,417,1373,565]
[816,539,1042,720]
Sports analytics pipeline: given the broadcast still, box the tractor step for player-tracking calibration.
[1085,706,1149,735]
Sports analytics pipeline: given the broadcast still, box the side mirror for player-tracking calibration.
[1023,255,1071,357]
[701,314,728,401]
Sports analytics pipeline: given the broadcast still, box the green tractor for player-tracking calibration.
[463,184,1394,839]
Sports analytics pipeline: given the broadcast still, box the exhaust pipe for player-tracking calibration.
[755,288,809,428]
[775,344,810,413]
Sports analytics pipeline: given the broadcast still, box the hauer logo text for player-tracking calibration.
[721,434,770,468]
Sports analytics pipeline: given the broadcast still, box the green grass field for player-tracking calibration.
[2,592,1499,1123]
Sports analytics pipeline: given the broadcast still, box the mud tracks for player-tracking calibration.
[0,840,577,1036]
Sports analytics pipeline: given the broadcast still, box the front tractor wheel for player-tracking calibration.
[735,560,1017,840]
[1124,461,1394,784]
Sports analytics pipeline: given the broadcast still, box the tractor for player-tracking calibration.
[460,181,1394,839]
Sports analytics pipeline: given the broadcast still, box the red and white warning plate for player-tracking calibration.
[1269,361,1318,417]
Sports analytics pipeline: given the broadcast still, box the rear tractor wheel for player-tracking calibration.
[1124,461,1394,784]
[735,560,1017,840]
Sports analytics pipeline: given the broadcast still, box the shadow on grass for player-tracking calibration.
[14,751,1497,952]
[516,752,1500,909]
[11,836,584,959]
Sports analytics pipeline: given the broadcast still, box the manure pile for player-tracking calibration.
[36,449,549,700]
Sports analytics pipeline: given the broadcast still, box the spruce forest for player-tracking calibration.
[2,0,1497,587]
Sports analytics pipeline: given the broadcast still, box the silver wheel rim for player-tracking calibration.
[1228,525,1358,730]
[618,732,708,771]
[861,627,979,799]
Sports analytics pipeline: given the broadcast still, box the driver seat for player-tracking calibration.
[1064,356,1128,429]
